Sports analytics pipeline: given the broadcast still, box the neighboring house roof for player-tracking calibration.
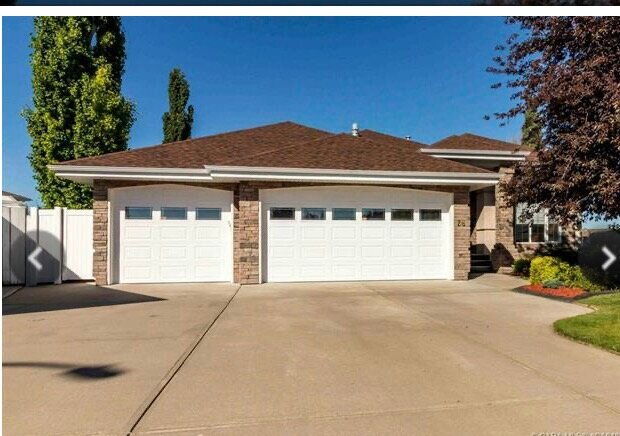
[428,133,526,152]
[56,121,490,175]
[2,191,31,206]
[358,129,426,151]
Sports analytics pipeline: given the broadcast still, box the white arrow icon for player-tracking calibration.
[28,246,43,271]
[602,246,616,271]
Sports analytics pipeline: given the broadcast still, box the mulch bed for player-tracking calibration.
[513,284,588,301]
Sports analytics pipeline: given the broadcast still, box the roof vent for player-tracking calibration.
[351,122,359,137]
[405,135,412,141]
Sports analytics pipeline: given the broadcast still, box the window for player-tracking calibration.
[125,207,152,220]
[420,209,442,221]
[302,208,326,220]
[515,203,562,243]
[391,209,414,221]
[362,208,385,221]
[161,207,187,220]
[332,208,356,220]
[196,208,221,220]
[270,207,295,220]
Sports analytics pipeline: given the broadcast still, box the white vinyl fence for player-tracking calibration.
[2,206,94,286]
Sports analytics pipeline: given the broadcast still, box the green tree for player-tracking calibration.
[162,68,194,143]
[23,17,134,209]
[521,106,542,150]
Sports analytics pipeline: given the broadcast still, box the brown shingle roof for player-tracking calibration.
[58,121,490,174]
[60,121,332,168]
[221,133,490,173]
[429,133,526,152]
[359,129,426,150]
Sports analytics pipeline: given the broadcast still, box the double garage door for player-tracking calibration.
[112,185,452,283]
[262,186,452,282]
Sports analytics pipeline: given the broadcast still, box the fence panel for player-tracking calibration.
[2,207,93,286]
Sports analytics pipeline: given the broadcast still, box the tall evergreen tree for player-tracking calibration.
[162,68,194,143]
[521,106,542,150]
[23,17,135,209]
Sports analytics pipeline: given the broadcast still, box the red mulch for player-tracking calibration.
[516,284,588,301]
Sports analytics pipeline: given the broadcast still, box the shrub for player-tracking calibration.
[530,256,567,285]
[512,258,531,276]
[542,278,565,289]
[530,256,608,292]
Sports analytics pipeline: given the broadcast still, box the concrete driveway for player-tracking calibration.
[4,275,620,435]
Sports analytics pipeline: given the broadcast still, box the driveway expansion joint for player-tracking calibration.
[123,284,242,435]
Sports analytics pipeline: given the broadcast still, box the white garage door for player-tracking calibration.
[262,186,453,282]
[112,185,232,284]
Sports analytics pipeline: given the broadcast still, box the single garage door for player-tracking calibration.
[261,186,453,282]
[111,185,232,284]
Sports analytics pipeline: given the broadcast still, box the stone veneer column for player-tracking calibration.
[233,182,260,284]
[453,189,471,280]
[492,167,517,273]
[92,180,109,285]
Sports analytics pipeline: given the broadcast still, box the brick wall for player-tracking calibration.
[234,182,260,284]
[92,180,109,285]
[453,189,471,280]
[92,180,472,285]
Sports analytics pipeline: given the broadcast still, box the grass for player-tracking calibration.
[554,293,620,354]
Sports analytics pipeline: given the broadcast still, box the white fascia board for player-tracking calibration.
[48,165,214,185]
[205,165,500,186]
[419,148,530,161]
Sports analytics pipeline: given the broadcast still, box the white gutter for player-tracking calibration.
[49,164,501,186]
[48,165,214,183]
[204,165,500,185]
[420,148,530,161]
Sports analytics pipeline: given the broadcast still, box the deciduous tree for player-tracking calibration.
[488,17,620,223]
[162,68,194,143]
[23,17,134,208]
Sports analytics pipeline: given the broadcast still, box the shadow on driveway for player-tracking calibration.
[3,361,127,380]
[2,282,165,315]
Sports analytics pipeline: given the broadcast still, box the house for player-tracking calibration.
[50,121,559,286]
[2,191,31,207]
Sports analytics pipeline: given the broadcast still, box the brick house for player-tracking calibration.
[50,121,561,286]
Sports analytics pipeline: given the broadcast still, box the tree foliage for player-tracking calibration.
[488,17,620,224]
[521,106,542,150]
[23,17,134,208]
[162,68,194,143]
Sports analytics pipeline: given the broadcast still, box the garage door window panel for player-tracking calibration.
[270,207,295,220]
[362,208,385,221]
[391,209,414,221]
[302,208,326,220]
[420,209,442,221]
[161,207,187,220]
[196,208,221,220]
[332,208,356,220]
[125,207,152,220]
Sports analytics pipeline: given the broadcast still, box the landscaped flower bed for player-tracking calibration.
[516,284,588,301]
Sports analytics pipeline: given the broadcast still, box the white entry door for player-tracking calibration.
[112,185,232,284]
[262,186,453,282]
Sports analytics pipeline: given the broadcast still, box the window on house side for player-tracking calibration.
[515,203,562,243]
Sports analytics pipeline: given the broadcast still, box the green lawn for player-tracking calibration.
[554,293,620,353]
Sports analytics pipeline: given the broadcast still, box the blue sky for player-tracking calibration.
[4,16,520,206]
